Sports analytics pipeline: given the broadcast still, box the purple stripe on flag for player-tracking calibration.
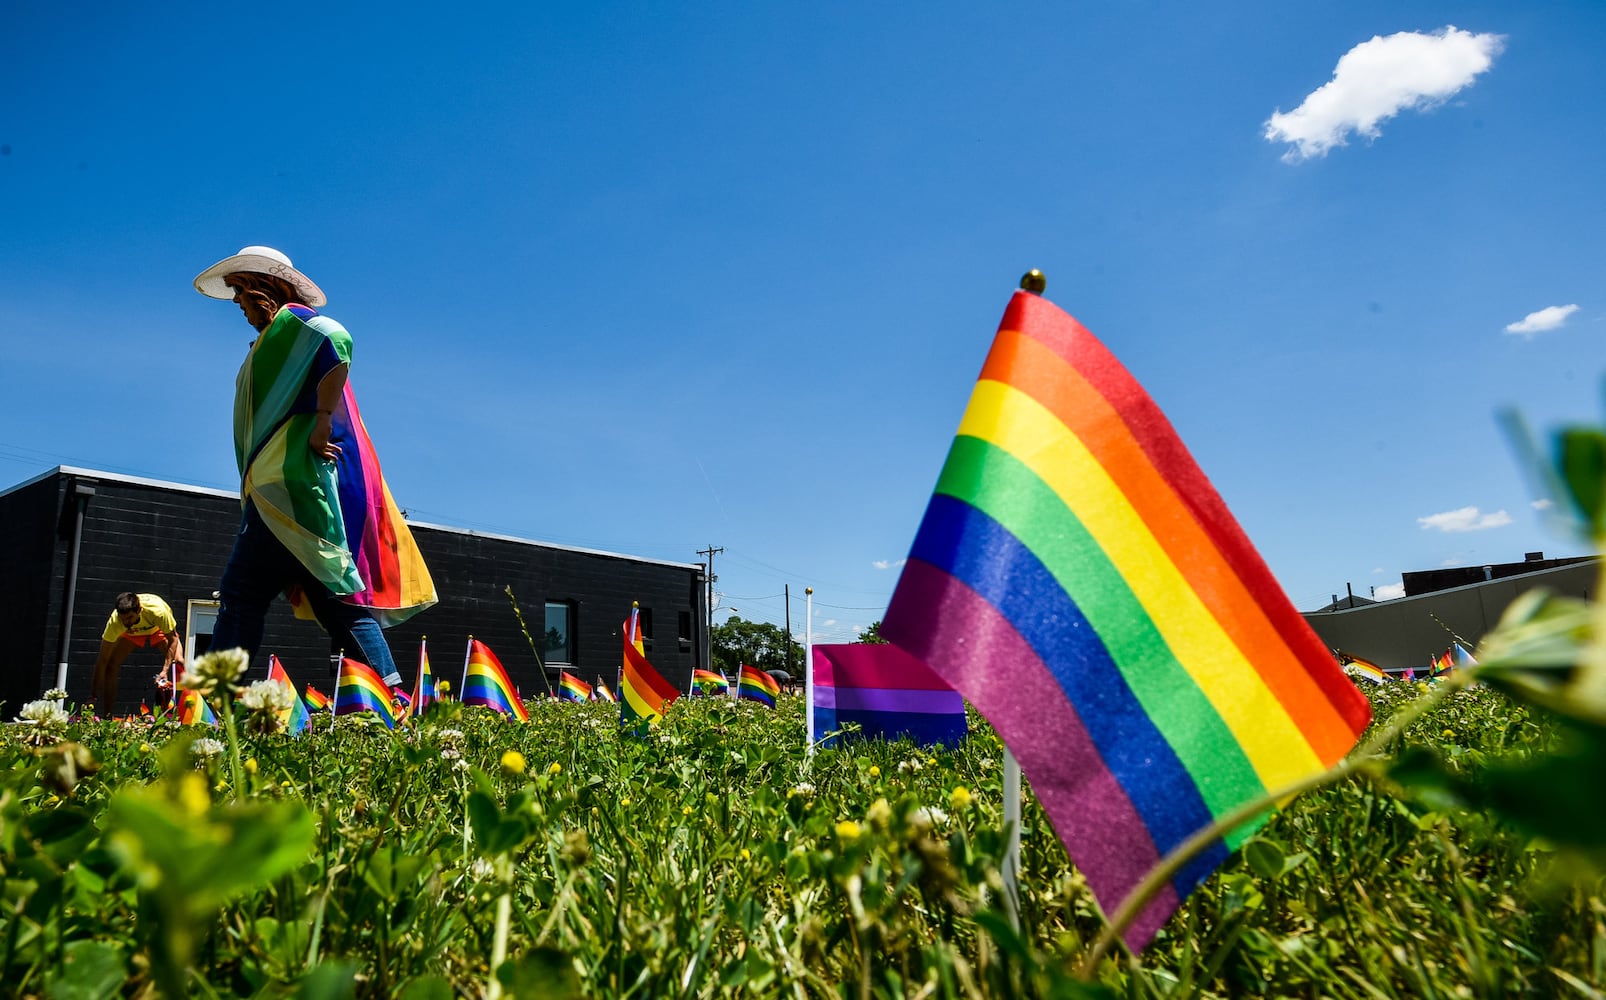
[812,643,957,691]
[884,558,1179,947]
[814,685,963,714]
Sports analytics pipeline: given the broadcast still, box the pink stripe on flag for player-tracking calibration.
[886,559,1180,945]
[811,643,957,690]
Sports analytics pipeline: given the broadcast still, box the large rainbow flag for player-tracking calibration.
[736,665,780,708]
[811,644,967,748]
[266,654,313,735]
[334,657,398,728]
[462,639,529,721]
[881,288,1371,948]
[235,304,437,628]
[621,608,678,727]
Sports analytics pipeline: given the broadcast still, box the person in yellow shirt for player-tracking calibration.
[92,592,184,717]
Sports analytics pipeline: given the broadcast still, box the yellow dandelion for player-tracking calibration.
[740,848,751,861]
[868,765,881,778]
[548,761,562,775]
[501,751,527,775]
[949,786,973,810]
[244,757,258,775]
[835,820,862,843]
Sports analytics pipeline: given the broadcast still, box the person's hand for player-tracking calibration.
[309,412,342,461]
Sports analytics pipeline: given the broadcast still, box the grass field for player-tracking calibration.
[1,675,1602,998]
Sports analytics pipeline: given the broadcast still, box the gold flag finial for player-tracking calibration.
[1020,269,1047,294]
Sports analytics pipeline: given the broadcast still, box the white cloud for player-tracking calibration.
[1418,506,1512,532]
[1504,304,1580,338]
[1532,498,1554,510]
[1440,557,1463,567]
[1372,566,1385,574]
[1375,582,1406,600]
[872,558,906,571]
[824,619,838,627]
[1264,26,1503,162]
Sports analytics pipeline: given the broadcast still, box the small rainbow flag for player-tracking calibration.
[304,684,331,711]
[881,288,1371,948]
[1339,654,1388,685]
[266,654,313,735]
[412,639,438,714]
[593,679,617,704]
[176,687,218,726]
[334,657,398,728]
[462,639,530,722]
[558,671,593,703]
[737,665,780,708]
[621,607,678,727]
[691,668,730,696]
[811,644,967,747]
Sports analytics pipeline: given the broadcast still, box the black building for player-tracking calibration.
[0,467,708,716]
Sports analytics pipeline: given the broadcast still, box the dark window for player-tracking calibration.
[544,601,573,664]
[677,611,692,641]
[638,607,653,651]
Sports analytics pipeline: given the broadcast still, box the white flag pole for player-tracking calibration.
[804,587,815,756]
[1002,748,1023,930]
[460,635,474,701]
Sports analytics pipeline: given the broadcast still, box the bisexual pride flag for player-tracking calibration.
[811,644,967,748]
[737,665,780,708]
[881,287,1371,948]
[334,657,398,728]
[462,639,529,721]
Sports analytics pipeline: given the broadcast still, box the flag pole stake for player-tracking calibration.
[804,587,815,757]
[1002,748,1022,930]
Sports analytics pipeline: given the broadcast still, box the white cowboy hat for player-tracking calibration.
[193,245,327,307]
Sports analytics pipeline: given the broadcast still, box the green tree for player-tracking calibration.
[857,620,887,644]
[711,616,803,675]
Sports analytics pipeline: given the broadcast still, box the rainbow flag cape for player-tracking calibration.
[235,304,437,628]
[811,644,967,747]
[462,639,529,721]
[304,684,331,711]
[176,687,218,726]
[411,639,438,714]
[881,288,1371,948]
[691,668,731,696]
[266,654,313,735]
[621,608,678,727]
[736,665,780,708]
[594,680,617,704]
[558,671,593,703]
[334,657,398,728]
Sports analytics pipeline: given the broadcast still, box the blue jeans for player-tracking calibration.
[211,501,403,686]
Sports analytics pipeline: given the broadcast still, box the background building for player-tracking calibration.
[1303,553,1599,672]
[0,467,707,716]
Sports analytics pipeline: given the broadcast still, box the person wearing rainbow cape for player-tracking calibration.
[193,246,436,686]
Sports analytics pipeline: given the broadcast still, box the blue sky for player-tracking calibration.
[4,2,1602,643]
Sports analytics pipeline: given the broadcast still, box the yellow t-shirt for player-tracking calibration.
[102,594,178,646]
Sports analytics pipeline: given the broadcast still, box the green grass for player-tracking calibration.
[1,683,1601,998]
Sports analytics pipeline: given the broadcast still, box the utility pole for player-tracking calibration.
[697,544,724,671]
[784,584,792,675]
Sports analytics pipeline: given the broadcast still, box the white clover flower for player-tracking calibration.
[452,759,471,772]
[788,782,816,800]
[909,806,949,832]
[238,680,295,714]
[191,738,226,759]
[43,688,68,702]
[440,747,462,761]
[18,699,70,730]
[470,858,496,880]
[436,728,465,744]
[182,647,250,696]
